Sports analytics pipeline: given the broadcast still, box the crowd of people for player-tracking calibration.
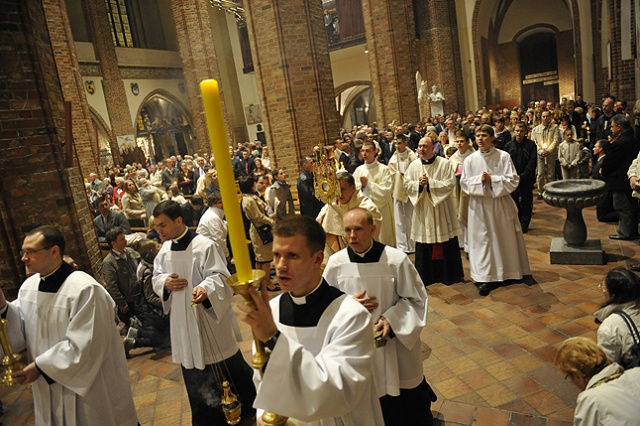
[2,94,640,425]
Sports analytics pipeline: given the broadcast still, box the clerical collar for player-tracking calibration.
[40,261,74,293]
[290,278,324,305]
[480,147,493,154]
[171,227,196,251]
[351,240,374,258]
[279,279,344,327]
[364,161,378,169]
[421,155,436,165]
[347,240,385,263]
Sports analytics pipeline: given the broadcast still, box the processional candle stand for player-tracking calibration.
[201,80,292,426]
[0,318,25,386]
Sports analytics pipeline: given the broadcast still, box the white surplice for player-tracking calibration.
[253,283,384,425]
[460,148,531,282]
[353,161,396,247]
[323,244,428,397]
[448,147,475,250]
[152,233,237,369]
[196,205,229,259]
[404,157,461,243]
[4,272,137,426]
[388,149,418,252]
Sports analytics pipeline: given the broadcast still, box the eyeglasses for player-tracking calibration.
[20,246,53,257]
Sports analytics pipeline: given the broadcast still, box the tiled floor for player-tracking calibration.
[1,196,636,425]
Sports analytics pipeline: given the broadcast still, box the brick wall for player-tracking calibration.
[496,41,520,105]
[43,0,101,178]
[83,0,134,165]
[557,30,576,100]
[0,0,101,292]
[244,0,340,180]
[415,0,465,115]
[361,0,420,125]
[170,0,232,157]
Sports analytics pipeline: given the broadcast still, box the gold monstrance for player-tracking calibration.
[0,318,25,386]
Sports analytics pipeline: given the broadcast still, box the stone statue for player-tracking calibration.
[417,80,428,120]
[428,84,445,116]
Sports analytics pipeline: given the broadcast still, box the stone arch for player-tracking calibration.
[334,81,374,128]
[88,106,116,168]
[134,89,195,163]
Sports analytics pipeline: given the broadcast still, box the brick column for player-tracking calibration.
[43,0,101,178]
[415,0,465,115]
[84,0,134,166]
[170,0,231,156]
[0,0,102,292]
[244,0,340,178]
[361,0,419,125]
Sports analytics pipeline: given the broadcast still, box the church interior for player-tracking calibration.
[1,0,640,424]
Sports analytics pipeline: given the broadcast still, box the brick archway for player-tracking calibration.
[471,0,582,106]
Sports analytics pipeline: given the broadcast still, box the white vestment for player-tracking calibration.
[253,282,384,425]
[4,270,137,426]
[388,149,418,252]
[353,161,396,247]
[323,244,428,397]
[448,147,475,250]
[460,148,531,282]
[153,231,238,369]
[196,205,229,259]
[404,157,461,243]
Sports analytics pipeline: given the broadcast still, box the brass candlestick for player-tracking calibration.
[0,318,25,386]
[227,270,295,426]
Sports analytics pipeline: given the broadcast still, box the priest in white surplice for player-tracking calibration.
[316,171,381,260]
[353,140,396,247]
[388,134,418,253]
[237,216,384,425]
[460,125,531,296]
[152,201,256,426]
[404,136,464,285]
[0,225,137,426]
[323,208,436,425]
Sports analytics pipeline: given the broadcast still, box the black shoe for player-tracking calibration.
[124,338,135,359]
[537,194,543,200]
[476,282,491,296]
[609,234,637,240]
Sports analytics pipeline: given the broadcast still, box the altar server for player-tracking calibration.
[152,200,255,426]
[353,140,396,247]
[323,208,435,425]
[0,225,137,426]
[460,124,531,296]
[388,134,418,253]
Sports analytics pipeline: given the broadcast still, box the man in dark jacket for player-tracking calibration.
[601,115,640,240]
[503,122,537,233]
[102,226,141,328]
[297,156,325,218]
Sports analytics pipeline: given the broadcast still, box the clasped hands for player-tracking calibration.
[353,290,390,339]
[164,273,208,304]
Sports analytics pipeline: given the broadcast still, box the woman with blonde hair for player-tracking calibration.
[239,176,279,291]
[122,180,146,227]
[554,336,640,425]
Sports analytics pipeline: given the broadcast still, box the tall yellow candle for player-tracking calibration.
[200,79,252,283]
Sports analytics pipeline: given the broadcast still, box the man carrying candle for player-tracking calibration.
[237,216,384,425]
[152,200,256,425]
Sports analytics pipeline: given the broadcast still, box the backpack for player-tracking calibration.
[613,310,640,369]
